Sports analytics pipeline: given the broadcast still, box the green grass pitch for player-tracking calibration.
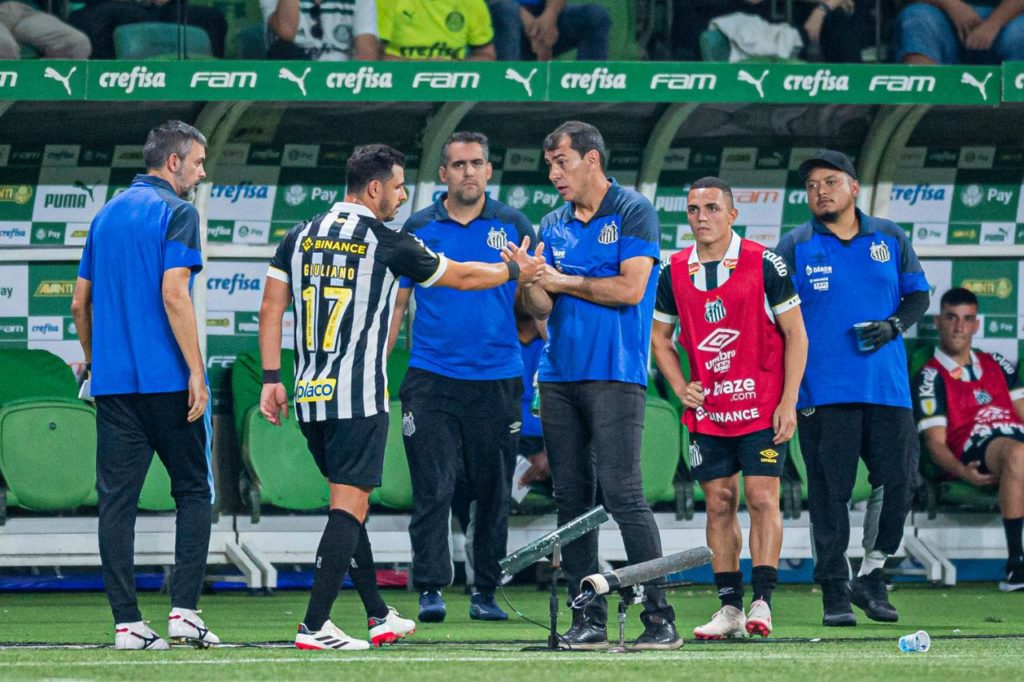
[1,584,1021,680]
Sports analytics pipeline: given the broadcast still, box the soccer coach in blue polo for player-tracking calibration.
[775,150,929,628]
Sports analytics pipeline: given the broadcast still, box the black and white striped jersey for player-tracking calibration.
[268,202,447,421]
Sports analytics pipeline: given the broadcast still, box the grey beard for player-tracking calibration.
[183,186,197,203]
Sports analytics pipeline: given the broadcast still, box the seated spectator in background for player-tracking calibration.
[379,0,495,60]
[487,0,609,61]
[264,0,378,60]
[913,287,1024,591]
[895,0,1024,64]
[0,1,90,58]
[796,0,869,62]
[69,0,227,59]
[670,0,867,62]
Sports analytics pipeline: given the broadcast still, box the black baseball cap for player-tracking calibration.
[797,149,857,182]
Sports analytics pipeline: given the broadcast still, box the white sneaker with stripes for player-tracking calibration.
[295,619,371,650]
[168,608,220,647]
[114,621,170,650]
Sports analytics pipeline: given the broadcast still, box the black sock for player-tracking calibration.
[303,509,361,631]
[1004,517,1024,563]
[751,565,778,607]
[714,571,744,610]
[350,523,388,620]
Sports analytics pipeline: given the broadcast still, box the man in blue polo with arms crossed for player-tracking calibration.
[520,120,681,649]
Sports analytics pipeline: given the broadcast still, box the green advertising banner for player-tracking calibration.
[0,61,1013,104]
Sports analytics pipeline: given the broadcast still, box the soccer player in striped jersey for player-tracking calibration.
[257,144,544,650]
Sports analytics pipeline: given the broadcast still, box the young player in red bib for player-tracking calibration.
[914,287,1024,591]
[652,177,807,638]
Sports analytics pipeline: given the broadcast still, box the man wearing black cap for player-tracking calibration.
[775,150,930,627]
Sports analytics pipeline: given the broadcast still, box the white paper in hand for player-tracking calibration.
[78,377,93,401]
[511,455,532,503]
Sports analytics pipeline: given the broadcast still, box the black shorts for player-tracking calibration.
[689,427,787,481]
[299,413,389,487]
[962,424,1024,475]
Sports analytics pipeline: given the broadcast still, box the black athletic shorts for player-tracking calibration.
[961,424,1024,475]
[299,413,389,487]
[689,427,787,481]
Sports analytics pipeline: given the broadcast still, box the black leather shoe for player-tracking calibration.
[633,617,683,650]
[558,619,608,650]
[850,569,899,622]
[822,583,857,627]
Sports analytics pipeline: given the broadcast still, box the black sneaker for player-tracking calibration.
[821,582,857,627]
[633,616,683,650]
[850,569,899,622]
[558,618,608,650]
[998,561,1024,592]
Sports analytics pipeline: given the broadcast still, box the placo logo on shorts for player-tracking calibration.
[649,73,716,90]
[327,66,393,94]
[98,66,166,94]
[560,67,627,95]
[296,378,337,403]
[190,71,258,89]
[412,72,480,89]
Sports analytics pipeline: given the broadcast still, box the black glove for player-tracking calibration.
[857,317,902,352]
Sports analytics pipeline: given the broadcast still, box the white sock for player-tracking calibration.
[858,550,887,576]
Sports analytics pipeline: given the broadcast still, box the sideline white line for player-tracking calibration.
[0,651,1015,668]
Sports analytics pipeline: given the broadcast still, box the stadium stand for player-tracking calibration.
[112,22,214,60]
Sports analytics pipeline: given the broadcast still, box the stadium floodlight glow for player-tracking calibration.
[498,506,609,578]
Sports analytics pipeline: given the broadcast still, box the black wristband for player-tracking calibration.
[816,1,832,13]
[263,368,281,384]
[886,315,905,335]
[506,260,521,281]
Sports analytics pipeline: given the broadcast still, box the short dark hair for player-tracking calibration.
[940,287,979,309]
[442,131,489,165]
[543,121,606,168]
[689,176,734,208]
[346,144,405,195]
[143,120,206,170]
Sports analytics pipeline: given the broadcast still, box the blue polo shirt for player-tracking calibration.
[78,175,203,396]
[400,194,536,381]
[538,180,660,386]
[775,209,929,409]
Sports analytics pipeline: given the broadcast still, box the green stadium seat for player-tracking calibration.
[698,28,730,62]
[231,348,296,442]
[113,22,213,60]
[369,402,414,511]
[642,397,683,504]
[240,405,328,518]
[229,24,268,59]
[0,350,96,516]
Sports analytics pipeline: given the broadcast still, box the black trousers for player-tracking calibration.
[70,2,227,58]
[798,403,919,585]
[400,368,520,592]
[96,391,213,624]
[540,381,674,628]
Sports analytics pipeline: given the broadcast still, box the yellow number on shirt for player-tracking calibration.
[301,285,353,352]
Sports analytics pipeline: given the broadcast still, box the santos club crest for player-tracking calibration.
[598,220,618,244]
[486,227,509,250]
[704,296,726,323]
